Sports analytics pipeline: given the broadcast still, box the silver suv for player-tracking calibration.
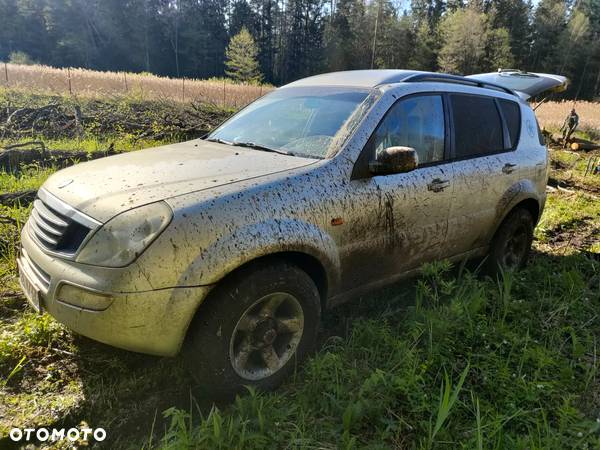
[18,70,566,393]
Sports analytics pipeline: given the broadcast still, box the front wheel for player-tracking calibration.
[487,208,534,275]
[184,260,321,396]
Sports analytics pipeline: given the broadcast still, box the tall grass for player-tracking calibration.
[1,63,273,109]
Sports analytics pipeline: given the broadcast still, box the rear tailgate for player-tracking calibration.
[467,70,569,100]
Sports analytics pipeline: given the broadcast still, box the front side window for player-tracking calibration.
[208,87,371,159]
[450,94,504,158]
[369,95,445,165]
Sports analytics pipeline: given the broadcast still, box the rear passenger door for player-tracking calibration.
[445,93,521,256]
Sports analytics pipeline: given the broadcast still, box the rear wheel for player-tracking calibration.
[184,260,321,396]
[487,208,534,275]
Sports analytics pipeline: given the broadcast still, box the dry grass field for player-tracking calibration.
[2,63,600,132]
[535,100,600,135]
[1,63,273,109]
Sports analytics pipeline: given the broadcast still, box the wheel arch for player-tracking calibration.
[181,250,330,351]
[513,198,541,224]
[492,196,540,242]
[216,251,330,306]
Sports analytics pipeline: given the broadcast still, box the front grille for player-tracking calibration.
[29,198,91,255]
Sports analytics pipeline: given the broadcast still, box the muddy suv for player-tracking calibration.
[18,70,566,393]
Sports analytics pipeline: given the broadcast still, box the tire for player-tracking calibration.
[487,208,534,276]
[184,259,321,397]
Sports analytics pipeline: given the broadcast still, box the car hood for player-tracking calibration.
[43,140,318,223]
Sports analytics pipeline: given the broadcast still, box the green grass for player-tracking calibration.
[538,193,599,232]
[157,253,599,449]
[0,136,174,153]
[0,164,54,193]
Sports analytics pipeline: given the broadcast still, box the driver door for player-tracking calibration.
[339,94,454,292]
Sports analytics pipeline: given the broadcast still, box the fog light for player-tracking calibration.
[57,284,114,311]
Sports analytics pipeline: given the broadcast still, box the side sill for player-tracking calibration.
[326,246,488,308]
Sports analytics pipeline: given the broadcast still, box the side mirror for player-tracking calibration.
[369,146,418,175]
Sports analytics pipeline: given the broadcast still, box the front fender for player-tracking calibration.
[176,218,341,293]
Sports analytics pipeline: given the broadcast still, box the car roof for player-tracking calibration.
[283,69,568,101]
[282,70,427,88]
[281,70,519,98]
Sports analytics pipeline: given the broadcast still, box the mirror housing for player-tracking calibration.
[369,146,418,175]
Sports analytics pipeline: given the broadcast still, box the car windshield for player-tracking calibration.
[207,87,371,159]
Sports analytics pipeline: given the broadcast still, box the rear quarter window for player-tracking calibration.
[450,94,504,158]
[498,99,521,148]
[535,118,545,146]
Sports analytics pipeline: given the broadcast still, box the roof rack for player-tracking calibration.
[402,73,517,97]
[497,68,539,78]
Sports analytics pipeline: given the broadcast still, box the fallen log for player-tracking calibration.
[0,141,47,172]
[0,143,123,172]
[570,142,600,151]
[0,190,37,207]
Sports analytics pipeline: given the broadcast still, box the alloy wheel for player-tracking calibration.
[501,224,529,269]
[229,292,304,381]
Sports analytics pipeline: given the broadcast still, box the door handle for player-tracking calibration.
[502,163,517,174]
[427,178,450,192]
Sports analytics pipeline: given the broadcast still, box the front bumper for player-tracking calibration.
[19,224,212,356]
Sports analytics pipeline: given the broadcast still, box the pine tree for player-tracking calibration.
[411,22,439,71]
[438,6,514,74]
[281,0,325,83]
[438,7,488,74]
[225,27,264,83]
[489,0,532,68]
[530,0,568,70]
[179,0,228,78]
[486,27,514,70]
[410,0,444,28]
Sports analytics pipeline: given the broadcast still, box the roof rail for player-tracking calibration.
[402,73,517,97]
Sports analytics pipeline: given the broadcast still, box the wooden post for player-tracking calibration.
[73,105,83,139]
[3,62,7,85]
[124,72,128,92]
[223,79,226,107]
[67,67,72,95]
[182,77,185,102]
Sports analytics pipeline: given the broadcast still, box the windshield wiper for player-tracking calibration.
[230,141,293,156]
[204,137,233,145]
[205,137,293,156]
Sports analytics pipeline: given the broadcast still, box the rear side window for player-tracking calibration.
[450,94,503,158]
[498,99,521,148]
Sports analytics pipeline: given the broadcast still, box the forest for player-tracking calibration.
[1,0,599,99]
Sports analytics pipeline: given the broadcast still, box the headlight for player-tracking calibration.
[76,202,172,267]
